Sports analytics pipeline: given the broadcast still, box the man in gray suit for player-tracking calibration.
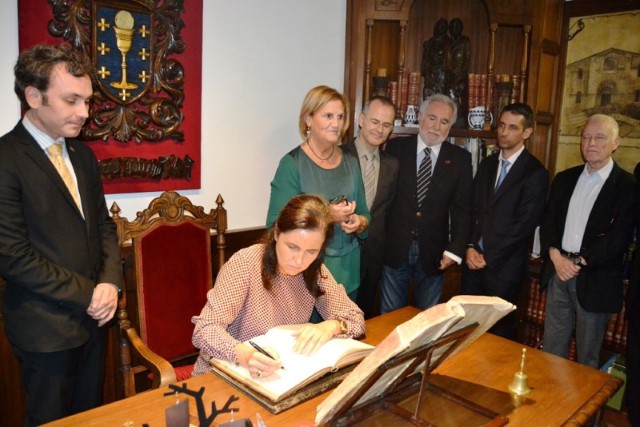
[342,96,399,318]
[0,44,121,425]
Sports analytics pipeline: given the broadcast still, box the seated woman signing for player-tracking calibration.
[191,194,365,379]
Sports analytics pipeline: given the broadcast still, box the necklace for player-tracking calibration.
[307,140,335,161]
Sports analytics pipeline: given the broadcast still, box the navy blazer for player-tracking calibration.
[470,149,548,282]
[384,135,472,276]
[540,162,636,312]
[0,122,121,352]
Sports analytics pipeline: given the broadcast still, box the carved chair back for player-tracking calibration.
[110,191,227,396]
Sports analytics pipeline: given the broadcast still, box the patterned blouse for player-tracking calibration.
[191,244,366,376]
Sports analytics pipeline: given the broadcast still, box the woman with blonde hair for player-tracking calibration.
[266,85,370,304]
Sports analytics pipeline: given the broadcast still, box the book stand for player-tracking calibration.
[326,323,508,426]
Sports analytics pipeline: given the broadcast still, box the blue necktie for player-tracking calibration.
[495,159,510,189]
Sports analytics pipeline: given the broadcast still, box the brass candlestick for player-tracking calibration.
[508,348,531,396]
[110,10,138,91]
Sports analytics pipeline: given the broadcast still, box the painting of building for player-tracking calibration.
[556,11,640,174]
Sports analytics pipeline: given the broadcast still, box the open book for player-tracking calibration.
[209,324,374,403]
[315,295,516,425]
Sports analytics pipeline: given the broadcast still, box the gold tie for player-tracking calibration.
[47,142,82,211]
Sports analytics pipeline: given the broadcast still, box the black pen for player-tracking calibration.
[248,340,286,370]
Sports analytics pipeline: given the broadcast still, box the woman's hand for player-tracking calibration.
[291,321,339,356]
[341,213,368,235]
[329,200,356,223]
[235,342,282,379]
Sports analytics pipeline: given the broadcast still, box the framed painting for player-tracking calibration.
[556,7,640,175]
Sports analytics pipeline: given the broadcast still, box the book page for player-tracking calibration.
[316,295,516,425]
[210,325,373,402]
[316,303,465,424]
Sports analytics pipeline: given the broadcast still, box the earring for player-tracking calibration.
[306,126,311,137]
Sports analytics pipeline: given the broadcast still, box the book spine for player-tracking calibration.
[388,81,398,108]
[614,302,626,351]
[605,312,617,349]
[568,337,577,361]
[407,72,421,108]
[399,69,409,120]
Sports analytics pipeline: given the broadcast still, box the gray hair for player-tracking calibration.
[419,94,458,125]
[585,114,619,139]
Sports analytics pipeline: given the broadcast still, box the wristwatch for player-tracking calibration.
[337,318,348,335]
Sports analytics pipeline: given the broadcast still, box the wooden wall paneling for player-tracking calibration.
[345,0,368,135]
[525,0,564,170]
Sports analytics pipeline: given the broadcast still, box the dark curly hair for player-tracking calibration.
[14,44,93,110]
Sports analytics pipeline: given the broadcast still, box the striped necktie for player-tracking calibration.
[47,142,82,211]
[363,153,376,210]
[416,147,432,207]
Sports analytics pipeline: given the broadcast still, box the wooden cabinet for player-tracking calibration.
[343,0,564,169]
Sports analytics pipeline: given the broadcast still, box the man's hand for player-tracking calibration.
[549,248,581,282]
[438,254,456,270]
[87,283,118,327]
[465,247,486,270]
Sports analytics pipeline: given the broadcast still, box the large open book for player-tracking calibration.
[209,324,374,404]
[315,295,516,425]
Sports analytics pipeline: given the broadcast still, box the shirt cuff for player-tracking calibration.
[444,250,462,265]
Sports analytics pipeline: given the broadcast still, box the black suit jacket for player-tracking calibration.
[469,149,548,282]
[0,122,121,352]
[384,135,472,276]
[540,162,635,312]
[341,141,399,276]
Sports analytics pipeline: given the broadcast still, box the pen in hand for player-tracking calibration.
[249,340,286,370]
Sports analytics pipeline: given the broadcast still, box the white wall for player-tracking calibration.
[0,1,346,231]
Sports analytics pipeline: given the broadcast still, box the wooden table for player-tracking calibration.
[45,307,621,426]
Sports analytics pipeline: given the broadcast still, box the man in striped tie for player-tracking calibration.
[342,96,399,318]
[381,94,472,313]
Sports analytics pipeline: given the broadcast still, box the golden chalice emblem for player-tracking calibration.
[110,10,138,91]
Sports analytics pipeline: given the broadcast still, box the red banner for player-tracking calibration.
[18,0,203,194]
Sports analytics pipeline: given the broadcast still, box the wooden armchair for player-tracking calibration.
[110,191,227,397]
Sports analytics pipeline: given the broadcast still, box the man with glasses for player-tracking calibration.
[540,114,635,368]
[342,96,399,318]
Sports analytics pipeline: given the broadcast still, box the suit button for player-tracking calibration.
[416,212,422,217]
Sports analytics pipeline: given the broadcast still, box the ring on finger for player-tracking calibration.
[256,369,263,378]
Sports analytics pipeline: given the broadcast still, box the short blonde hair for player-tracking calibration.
[298,85,350,140]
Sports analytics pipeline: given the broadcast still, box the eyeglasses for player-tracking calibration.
[581,135,608,144]
[366,117,394,131]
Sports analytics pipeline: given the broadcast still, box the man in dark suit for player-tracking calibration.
[0,45,121,425]
[342,96,399,318]
[540,114,635,368]
[381,94,472,312]
[462,103,548,340]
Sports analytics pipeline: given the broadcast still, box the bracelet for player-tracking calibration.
[355,215,369,234]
